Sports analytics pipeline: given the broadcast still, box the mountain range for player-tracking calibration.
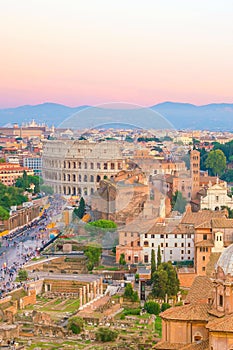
[0,102,233,131]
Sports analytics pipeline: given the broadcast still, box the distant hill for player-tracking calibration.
[0,102,233,131]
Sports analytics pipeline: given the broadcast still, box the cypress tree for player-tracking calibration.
[157,245,162,268]
[151,249,156,279]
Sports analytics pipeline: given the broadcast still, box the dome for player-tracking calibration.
[216,244,233,276]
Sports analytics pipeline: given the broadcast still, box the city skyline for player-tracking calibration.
[0,0,233,108]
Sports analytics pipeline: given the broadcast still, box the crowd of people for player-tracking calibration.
[0,195,65,297]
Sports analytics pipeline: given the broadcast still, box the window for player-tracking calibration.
[219,294,223,307]
[170,250,172,254]
[166,234,168,238]
[203,234,207,240]
[128,256,131,261]
[188,243,191,247]
[124,232,127,237]
[104,163,108,170]
[90,162,94,169]
[90,175,94,182]
[203,256,205,261]
[84,175,87,182]
[78,162,81,169]
[206,247,208,252]
[181,243,184,247]
[131,242,133,247]
[181,250,184,254]
[73,174,76,182]
[111,163,115,170]
[161,243,163,247]
[200,247,203,252]
[188,250,191,254]
[84,162,87,169]
[145,234,148,238]
[174,234,177,238]
[166,243,168,247]
[144,241,149,247]
[202,266,205,271]
[152,243,154,247]
[97,163,101,169]
[187,234,191,238]
[174,243,177,247]
[216,196,219,202]
[144,255,149,263]
[78,174,82,182]
[160,234,164,238]
[73,162,76,169]
[151,234,155,239]
[181,234,184,238]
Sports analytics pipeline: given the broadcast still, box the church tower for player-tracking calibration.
[190,149,200,199]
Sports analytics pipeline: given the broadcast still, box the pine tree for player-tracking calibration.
[151,249,156,279]
[73,197,85,219]
[157,245,162,268]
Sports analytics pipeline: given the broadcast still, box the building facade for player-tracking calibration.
[42,140,125,197]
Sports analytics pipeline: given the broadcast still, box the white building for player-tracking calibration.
[141,216,195,264]
[200,179,233,211]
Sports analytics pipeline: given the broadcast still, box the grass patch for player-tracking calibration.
[155,316,162,338]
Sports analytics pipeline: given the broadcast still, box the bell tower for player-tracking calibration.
[190,149,200,199]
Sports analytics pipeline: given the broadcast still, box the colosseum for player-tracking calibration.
[42,140,126,197]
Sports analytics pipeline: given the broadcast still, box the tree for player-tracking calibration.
[73,197,85,219]
[123,283,139,302]
[67,316,84,334]
[172,191,187,214]
[18,269,28,281]
[221,169,233,183]
[84,245,102,271]
[157,245,162,268]
[151,249,156,279]
[0,158,5,163]
[40,184,54,195]
[87,219,117,229]
[95,327,118,342]
[221,206,233,218]
[119,253,126,266]
[0,206,10,221]
[152,262,179,300]
[144,301,160,315]
[161,303,171,312]
[205,149,226,176]
[152,268,168,299]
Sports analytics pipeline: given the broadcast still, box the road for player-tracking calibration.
[0,195,65,295]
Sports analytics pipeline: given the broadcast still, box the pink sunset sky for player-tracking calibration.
[0,0,233,108]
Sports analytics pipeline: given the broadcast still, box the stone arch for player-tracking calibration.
[97,175,101,182]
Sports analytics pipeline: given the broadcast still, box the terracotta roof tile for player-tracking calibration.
[185,276,213,304]
[207,313,233,332]
[160,303,211,321]
[181,210,226,228]
[153,342,185,350]
[211,218,233,228]
[195,239,214,247]
[181,340,209,350]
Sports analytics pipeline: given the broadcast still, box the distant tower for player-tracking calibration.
[190,149,200,199]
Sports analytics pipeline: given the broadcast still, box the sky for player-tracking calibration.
[0,0,233,108]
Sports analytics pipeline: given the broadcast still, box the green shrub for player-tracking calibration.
[67,316,84,334]
[144,301,160,315]
[95,327,118,342]
[161,303,171,312]
[18,269,28,281]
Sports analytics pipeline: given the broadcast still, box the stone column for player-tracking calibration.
[86,283,90,302]
[97,279,100,296]
[100,277,103,295]
[93,281,97,298]
[83,286,86,305]
[90,283,94,301]
[79,288,83,307]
